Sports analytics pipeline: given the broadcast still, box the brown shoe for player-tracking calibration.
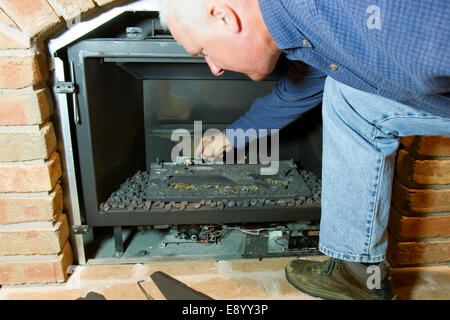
[285,257,396,300]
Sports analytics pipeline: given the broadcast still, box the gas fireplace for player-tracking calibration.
[51,8,323,262]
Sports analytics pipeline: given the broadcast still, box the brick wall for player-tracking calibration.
[0,0,448,285]
[0,0,129,285]
[388,136,450,267]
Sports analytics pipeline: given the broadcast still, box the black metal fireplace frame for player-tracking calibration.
[61,29,321,236]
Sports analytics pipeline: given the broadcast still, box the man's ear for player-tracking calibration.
[205,1,241,33]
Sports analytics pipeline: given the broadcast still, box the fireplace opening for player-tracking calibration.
[51,9,323,262]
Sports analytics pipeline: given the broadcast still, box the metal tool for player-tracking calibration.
[137,280,153,300]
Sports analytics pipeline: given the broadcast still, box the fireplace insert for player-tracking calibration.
[51,9,322,261]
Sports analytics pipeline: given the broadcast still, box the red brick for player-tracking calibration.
[388,206,450,240]
[0,152,61,193]
[392,180,450,214]
[0,122,56,161]
[396,149,450,186]
[0,88,53,125]
[0,7,18,28]
[47,0,97,21]
[0,184,62,224]
[401,136,450,157]
[0,54,48,89]
[0,8,30,49]
[0,240,72,284]
[1,0,62,37]
[387,235,450,267]
[0,32,28,49]
[0,213,69,255]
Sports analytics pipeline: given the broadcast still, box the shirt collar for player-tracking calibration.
[258,0,312,50]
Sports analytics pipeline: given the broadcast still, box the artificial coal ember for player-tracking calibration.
[300,170,322,203]
[100,170,149,211]
[99,165,322,212]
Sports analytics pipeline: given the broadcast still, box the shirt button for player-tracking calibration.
[302,39,309,46]
[330,64,338,71]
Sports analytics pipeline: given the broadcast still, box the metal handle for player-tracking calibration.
[69,61,80,124]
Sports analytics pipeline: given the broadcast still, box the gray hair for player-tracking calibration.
[159,0,210,30]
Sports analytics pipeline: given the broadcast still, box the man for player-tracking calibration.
[158,0,450,300]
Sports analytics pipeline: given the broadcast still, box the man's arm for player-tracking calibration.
[226,61,326,149]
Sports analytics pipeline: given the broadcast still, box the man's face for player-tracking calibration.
[167,17,279,81]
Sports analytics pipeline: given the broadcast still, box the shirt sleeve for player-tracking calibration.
[226,60,326,149]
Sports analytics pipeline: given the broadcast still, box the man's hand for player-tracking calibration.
[195,132,232,162]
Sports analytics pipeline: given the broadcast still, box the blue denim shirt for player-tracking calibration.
[227,0,450,148]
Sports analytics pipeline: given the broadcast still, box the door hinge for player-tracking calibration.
[54,80,81,124]
[54,81,75,94]
[72,224,89,235]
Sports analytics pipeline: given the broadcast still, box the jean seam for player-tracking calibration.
[319,243,386,263]
[365,137,384,259]
[375,114,441,126]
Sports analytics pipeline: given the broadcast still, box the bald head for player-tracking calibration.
[159,0,281,81]
[159,0,210,31]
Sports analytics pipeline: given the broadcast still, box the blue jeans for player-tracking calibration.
[319,76,450,263]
